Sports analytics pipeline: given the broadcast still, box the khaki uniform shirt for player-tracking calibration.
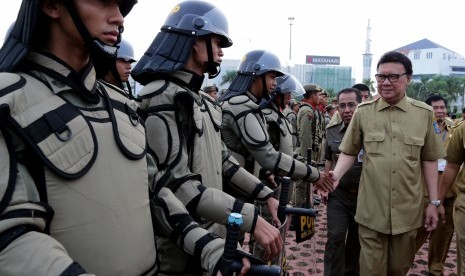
[297,102,324,159]
[328,111,342,128]
[339,96,445,234]
[445,122,465,193]
[422,118,456,198]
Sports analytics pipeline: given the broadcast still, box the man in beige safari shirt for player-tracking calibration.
[327,51,445,275]
[439,121,465,275]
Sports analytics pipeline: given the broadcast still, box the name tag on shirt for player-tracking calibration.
[438,158,446,172]
[357,149,364,163]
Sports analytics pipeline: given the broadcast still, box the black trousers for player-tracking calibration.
[324,191,360,276]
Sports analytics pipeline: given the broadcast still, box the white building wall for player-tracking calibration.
[406,47,465,77]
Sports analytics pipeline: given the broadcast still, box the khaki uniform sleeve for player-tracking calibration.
[297,106,314,159]
[421,110,447,160]
[446,123,465,165]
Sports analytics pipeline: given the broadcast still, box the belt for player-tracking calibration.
[339,186,358,194]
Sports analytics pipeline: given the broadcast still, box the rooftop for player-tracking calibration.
[393,38,455,53]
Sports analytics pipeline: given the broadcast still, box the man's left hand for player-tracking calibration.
[266,197,281,227]
[424,204,439,232]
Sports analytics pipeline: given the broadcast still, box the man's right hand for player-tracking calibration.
[313,172,333,193]
[252,216,283,260]
[327,171,340,189]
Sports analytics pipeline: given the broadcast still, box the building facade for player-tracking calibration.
[393,38,465,111]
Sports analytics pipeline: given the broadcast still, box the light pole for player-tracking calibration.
[288,17,294,61]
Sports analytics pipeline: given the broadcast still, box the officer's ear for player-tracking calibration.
[41,0,65,19]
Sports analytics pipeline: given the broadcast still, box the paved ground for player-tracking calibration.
[246,203,458,275]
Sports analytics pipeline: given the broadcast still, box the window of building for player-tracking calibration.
[414,52,420,60]
[452,67,465,72]
[426,52,433,59]
[443,53,446,60]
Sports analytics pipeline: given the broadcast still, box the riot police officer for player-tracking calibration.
[262,73,305,159]
[220,50,323,190]
[131,1,282,275]
[102,38,137,98]
[283,98,301,151]
[0,0,159,275]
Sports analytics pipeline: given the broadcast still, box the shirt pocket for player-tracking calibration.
[363,132,385,156]
[402,136,424,161]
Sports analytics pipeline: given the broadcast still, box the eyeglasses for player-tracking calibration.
[375,72,407,83]
[337,102,357,110]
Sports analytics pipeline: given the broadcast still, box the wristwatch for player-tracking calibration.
[429,200,441,207]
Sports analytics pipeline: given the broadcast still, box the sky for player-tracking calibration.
[1,0,464,83]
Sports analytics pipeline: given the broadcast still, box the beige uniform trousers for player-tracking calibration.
[359,225,416,276]
[454,192,465,276]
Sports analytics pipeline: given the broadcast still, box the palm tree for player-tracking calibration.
[406,75,465,112]
[362,78,375,93]
[220,70,237,86]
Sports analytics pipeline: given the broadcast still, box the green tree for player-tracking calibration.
[407,75,431,101]
[220,70,237,86]
[362,78,375,93]
[407,75,465,109]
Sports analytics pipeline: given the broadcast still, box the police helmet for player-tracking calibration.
[162,0,232,48]
[117,39,136,62]
[237,50,285,77]
[220,50,284,102]
[276,73,305,99]
[132,0,232,84]
[0,0,137,73]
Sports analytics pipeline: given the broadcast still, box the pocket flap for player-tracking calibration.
[364,133,385,142]
[403,136,424,146]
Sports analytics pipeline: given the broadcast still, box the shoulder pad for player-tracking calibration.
[200,91,216,103]
[137,79,169,99]
[228,94,253,105]
[326,120,342,129]
[262,107,272,116]
[410,98,433,111]
[357,98,377,107]
[0,73,25,94]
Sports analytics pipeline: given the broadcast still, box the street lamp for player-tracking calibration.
[288,17,294,61]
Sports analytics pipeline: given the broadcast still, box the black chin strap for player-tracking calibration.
[64,0,119,78]
[261,75,270,100]
[204,37,221,79]
[259,86,281,110]
[125,81,135,100]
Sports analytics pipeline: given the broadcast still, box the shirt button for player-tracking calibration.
[392,171,396,173]
[393,153,396,156]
